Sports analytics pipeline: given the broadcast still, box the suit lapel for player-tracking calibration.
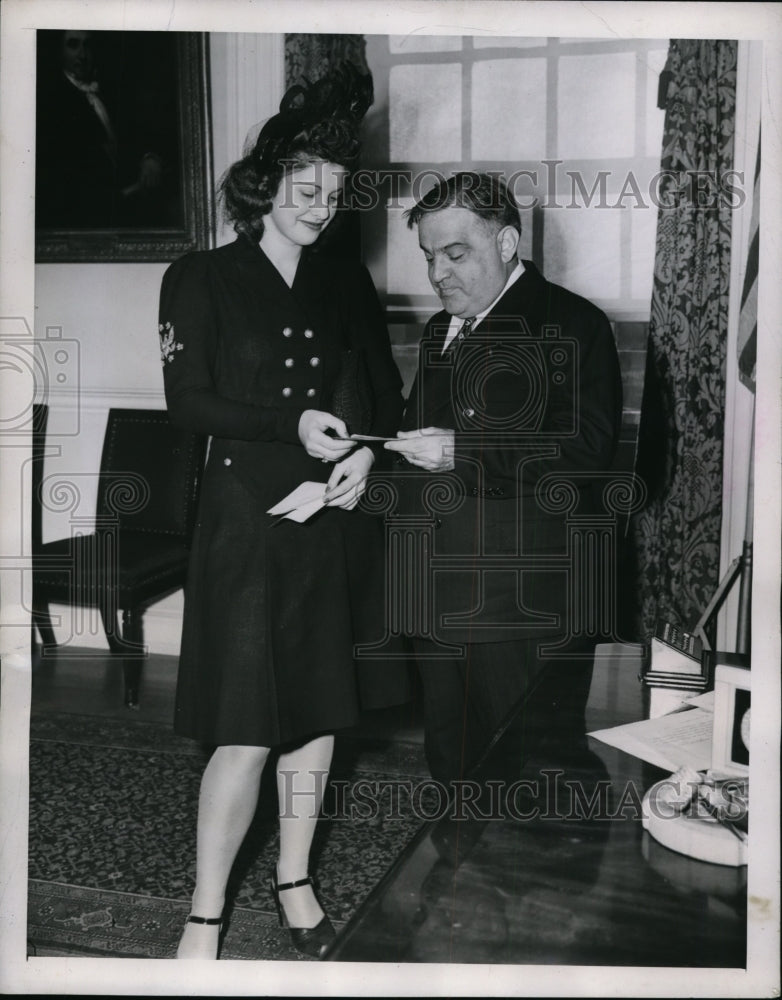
[230,237,327,331]
[405,315,452,428]
[405,262,548,428]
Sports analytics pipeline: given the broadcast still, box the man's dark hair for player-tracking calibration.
[405,172,521,234]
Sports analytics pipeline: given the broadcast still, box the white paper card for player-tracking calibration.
[267,481,326,516]
[282,495,327,523]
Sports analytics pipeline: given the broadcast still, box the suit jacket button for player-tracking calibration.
[310,357,320,367]
[306,388,316,398]
[283,327,293,338]
[304,329,314,339]
[284,358,294,368]
[282,387,292,397]
[223,457,232,466]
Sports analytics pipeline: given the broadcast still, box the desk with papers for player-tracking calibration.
[326,643,747,966]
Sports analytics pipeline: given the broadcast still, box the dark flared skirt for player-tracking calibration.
[174,453,408,747]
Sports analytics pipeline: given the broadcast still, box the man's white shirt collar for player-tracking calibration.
[442,260,525,353]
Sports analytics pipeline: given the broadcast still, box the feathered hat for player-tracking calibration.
[251,61,374,171]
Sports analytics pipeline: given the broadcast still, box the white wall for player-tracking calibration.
[35,33,284,654]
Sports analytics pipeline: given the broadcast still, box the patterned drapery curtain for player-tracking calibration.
[627,39,738,639]
[285,34,369,87]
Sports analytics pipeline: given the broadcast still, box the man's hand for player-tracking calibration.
[298,410,355,462]
[324,446,375,509]
[384,428,455,471]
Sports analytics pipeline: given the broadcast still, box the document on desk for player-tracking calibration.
[588,706,713,772]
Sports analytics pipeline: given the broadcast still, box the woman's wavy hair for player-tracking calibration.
[220,62,373,243]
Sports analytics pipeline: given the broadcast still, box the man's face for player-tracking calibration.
[61,31,94,82]
[418,206,513,319]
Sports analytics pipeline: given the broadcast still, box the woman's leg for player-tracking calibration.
[178,744,270,959]
[275,734,334,928]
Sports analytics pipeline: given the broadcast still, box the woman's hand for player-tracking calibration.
[324,446,375,510]
[298,410,355,462]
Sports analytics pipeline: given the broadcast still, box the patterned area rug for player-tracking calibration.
[28,712,431,960]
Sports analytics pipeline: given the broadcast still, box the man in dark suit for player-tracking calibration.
[385,172,623,785]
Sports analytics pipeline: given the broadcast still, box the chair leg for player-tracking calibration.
[32,602,58,650]
[120,606,145,710]
[100,604,128,655]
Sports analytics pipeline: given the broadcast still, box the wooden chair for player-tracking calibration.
[32,406,206,707]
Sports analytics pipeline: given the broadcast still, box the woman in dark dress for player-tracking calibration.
[158,66,404,959]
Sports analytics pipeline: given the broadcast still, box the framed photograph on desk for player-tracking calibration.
[712,658,751,776]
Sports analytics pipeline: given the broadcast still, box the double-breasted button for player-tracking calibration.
[282,387,292,397]
[223,457,232,466]
[283,327,293,338]
[284,358,294,368]
[463,407,475,418]
[304,329,314,339]
[306,388,316,398]
[309,357,320,367]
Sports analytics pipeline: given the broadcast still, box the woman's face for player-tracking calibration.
[264,160,348,249]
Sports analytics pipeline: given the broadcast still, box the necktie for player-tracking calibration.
[442,316,475,355]
[457,317,475,343]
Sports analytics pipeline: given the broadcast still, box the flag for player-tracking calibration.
[737,135,759,391]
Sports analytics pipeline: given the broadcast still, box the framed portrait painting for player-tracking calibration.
[34,30,214,262]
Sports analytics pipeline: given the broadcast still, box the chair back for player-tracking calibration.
[96,408,205,540]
